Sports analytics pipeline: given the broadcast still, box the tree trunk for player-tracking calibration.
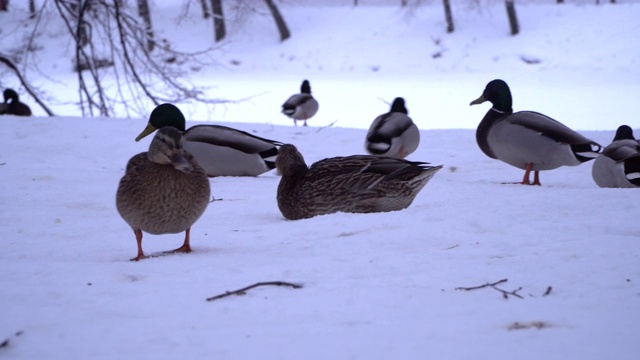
[264,0,290,42]
[210,0,226,42]
[200,0,210,19]
[505,0,519,36]
[0,0,7,12]
[442,0,454,33]
[29,0,36,18]
[137,0,155,52]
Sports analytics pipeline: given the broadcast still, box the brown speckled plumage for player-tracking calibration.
[276,144,442,220]
[116,127,211,260]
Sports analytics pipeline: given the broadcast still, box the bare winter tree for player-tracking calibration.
[264,0,290,41]
[137,0,155,52]
[442,0,454,33]
[505,0,519,36]
[36,0,223,118]
[211,0,226,42]
[200,0,211,18]
[29,0,37,18]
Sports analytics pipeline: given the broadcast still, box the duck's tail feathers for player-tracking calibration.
[624,156,640,186]
[572,142,602,163]
[260,147,280,170]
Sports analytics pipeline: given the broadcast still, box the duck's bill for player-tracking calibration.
[171,154,194,173]
[469,95,486,106]
[135,123,157,142]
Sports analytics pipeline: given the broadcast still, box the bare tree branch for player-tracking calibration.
[455,278,524,299]
[206,281,303,302]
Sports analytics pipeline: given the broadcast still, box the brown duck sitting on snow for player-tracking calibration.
[0,88,32,116]
[275,144,442,220]
[116,126,211,261]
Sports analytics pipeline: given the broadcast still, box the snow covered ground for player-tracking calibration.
[1,1,639,359]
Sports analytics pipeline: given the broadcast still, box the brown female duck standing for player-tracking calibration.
[116,127,211,261]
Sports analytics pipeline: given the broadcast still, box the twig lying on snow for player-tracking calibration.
[316,120,337,133]
[455,278,508,291]
[1,331,24,349]
[206,281,303,302]
[508,321,551,331]
[455,278,523,299]
[543,286,553,296]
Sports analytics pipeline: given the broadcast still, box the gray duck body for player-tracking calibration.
[136,103,282,177]
[276,144,442,220]
[282,80,319,126]
[592,125,640,188]
[117,127,211,259]
[365,97,420,159]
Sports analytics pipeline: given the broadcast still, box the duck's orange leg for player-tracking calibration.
[519,163,533,185]
[531,170,541,186]
[130,229,148,261]
[167,227,192,254]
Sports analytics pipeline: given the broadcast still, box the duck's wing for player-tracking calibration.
[308,156,433,191]
[367,113,413,141]
[507,111,599,146]
[282,93,313,110]
[183,125,282,154]
[124,152,149,174]
[603,139,640,162]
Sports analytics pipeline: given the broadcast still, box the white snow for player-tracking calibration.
[1,1,640,359]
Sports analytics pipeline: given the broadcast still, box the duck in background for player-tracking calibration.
[275,144,442,220]
[470,79,601,185]
[0,88,32,116]
[281,80,318,127]
[592,125,640,188]
[116,127,211,261]
[365,97,419,159]
[135,103,283,177]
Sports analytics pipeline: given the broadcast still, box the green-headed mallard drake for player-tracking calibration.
[592,125,640,188]
[282,80,318,127]
[0,88,32,116]
[365,97,420,159]
[117,126,211,261]
[470,79,601,185]
[275,144,442,220]
[135,103,282,177]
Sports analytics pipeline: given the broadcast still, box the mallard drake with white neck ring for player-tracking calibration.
[470,79,601,185]
[135,103,283,177]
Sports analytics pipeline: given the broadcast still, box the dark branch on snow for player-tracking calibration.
[206,281,303,302]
